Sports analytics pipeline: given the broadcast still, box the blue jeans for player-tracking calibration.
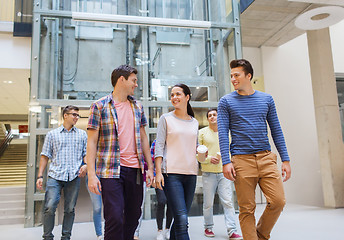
[134,182,146,238]
[202,172,238,236]
[163,174,196,240]
[43,176,80,240]
[86,176,103,237]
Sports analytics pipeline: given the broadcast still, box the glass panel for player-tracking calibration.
[40,0,118,13]
[34,200,44,226]
[33,106,54,128]
[37,18,225,101]
[149,27,216,102]
[35,135,47,193]
[38,16,121,100]
[149,107,162,128]
[149,133,156,146]
[336,79,344,142]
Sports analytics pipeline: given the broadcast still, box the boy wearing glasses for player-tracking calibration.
[36,105,88,240]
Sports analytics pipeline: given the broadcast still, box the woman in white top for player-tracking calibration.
[155,83,199,240]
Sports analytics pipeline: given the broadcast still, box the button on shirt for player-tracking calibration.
[41,125,87,181]
[87,93,147,178]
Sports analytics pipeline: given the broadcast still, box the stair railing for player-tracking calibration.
[0,124,13,158]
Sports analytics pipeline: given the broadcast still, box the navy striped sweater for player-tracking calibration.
[217,90,290,165]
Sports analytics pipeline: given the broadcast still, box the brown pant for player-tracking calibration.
[231,151,285,240]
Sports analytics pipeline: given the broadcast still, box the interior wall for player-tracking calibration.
[0,33,31,69]
[243,34,324,207]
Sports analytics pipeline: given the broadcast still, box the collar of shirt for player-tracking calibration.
[59,125,76,133]
[107,92,138,106]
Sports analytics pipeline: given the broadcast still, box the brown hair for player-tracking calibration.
[230,59,254,80]
[111,65,138,87]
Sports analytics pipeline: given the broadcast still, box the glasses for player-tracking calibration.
[66,113,81,118]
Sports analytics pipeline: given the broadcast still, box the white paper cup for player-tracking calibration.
[197,145,208,162]
[216,152,221,160]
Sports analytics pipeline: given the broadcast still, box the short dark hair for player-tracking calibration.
[62,105,79,118]
[230,59,254,80]
[111,65,138,87]
[206,108,217,118]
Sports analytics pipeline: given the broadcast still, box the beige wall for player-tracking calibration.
[0,0,14,22]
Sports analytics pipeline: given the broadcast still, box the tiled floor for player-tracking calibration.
[0,204,343,240]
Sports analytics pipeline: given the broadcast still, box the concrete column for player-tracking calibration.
[307,27,344,208]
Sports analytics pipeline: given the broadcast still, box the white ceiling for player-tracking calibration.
[0,68,30,115]
[240,0,344,47]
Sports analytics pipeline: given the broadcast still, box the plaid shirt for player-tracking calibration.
[87,93,147,178]
[41,125,87,181]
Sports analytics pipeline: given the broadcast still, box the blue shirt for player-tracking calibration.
[217,90,290,165]
[41,125,87,181]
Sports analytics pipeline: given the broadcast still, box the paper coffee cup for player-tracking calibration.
[197,145,208,162]
[216,152,221,160]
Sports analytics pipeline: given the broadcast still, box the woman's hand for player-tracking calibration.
[155,172,164,190]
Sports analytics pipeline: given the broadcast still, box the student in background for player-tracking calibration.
[198,108,242,240]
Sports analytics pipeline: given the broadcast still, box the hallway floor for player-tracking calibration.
[0,204,343,240]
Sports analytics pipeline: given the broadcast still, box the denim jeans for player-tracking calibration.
[86,176,103,237]
[163,174,196,240]
[134,182,146,238]
[43,176,80,240]
[202,172,237,236]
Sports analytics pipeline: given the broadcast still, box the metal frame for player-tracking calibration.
[24,0,242,227]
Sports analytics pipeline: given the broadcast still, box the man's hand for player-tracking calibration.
[210,156,220,165]
[146,169,154,187]
[155,172,164,190]
[223,163,236,181]
[78,165,87,177]
[36,178,43,190]
[88,174,102,195]
[282,161,291,182]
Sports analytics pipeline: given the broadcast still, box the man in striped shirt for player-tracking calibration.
[218,59,291,240]
[36,105,87,240]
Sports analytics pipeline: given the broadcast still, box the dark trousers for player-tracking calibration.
[100,166,143,240]
[155,188,173,230]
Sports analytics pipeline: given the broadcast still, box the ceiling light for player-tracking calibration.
[295,6,344,30]
[72,12,212,29]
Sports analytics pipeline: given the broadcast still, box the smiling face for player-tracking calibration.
[230,66,252,94]
[170,86,189,110]
[122,73,138,96]
[63,110,80,126]
[207,110,217,125]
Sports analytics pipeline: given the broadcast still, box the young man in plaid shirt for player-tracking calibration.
[86,65,154,240]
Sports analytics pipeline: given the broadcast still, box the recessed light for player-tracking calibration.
[295,6,344,30]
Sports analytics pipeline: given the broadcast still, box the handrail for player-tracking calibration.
[0,129,13,158]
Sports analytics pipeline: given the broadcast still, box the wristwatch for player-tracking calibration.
[37,176,43,180]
